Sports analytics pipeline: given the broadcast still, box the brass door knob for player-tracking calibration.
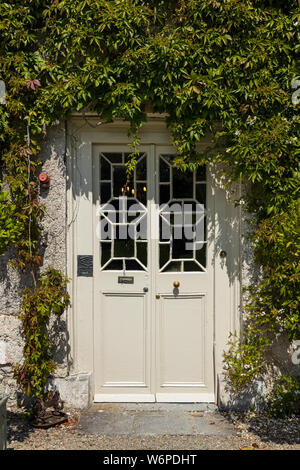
[173,281,180,288]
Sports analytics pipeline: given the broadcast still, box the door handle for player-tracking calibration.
[173,281,180,288]
[143,287,148,293]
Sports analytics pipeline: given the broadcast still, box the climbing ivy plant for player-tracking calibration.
[0,0,299,413]
[13,268,70,400]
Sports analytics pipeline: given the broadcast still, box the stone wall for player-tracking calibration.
[0,121,68,405]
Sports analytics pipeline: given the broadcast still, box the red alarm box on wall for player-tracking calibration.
[38,172,50,189]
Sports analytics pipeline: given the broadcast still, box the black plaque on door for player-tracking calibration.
[77,255,93,277]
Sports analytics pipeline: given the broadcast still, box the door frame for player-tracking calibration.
[66,115,241,403]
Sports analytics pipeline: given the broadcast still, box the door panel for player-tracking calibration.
[158,294,206,386]
[101,293,148,387]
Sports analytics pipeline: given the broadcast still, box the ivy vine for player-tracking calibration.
[13,268,70,401]
[0,0,299,414]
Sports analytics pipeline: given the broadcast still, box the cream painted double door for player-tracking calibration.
[93,144,215,402]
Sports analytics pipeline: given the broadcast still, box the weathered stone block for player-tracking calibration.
[217,374,266,412]
[53,373,91,409]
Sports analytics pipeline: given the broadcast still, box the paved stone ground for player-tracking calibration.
[6,403,300,450]
[78,403,234,437]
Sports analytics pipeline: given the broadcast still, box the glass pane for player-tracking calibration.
[114,224,127,240]
[99,216,112,240]
[160,217,170,241]
[181,211,199,225]
[172,237,193,259]
[100,183,111,203]
[184,260,203,272]
[160,157,170,182]
[162,261,181,272]
[194,215,206,245]
[100,156,111,180]
[101,242,111,265]
[168,208,183,226]
[103,259,123,270]
[160,184,170,204]
[195,244,206,267]
[105,153,123,163]
[196,183,206,205]
[112,212,123,224]
[127,199,143,211]
[159,244,170,268]
[127,213,138,223]
[125,259,143,270]
[136,183,147,205]
[136,242,147,266]
[136,217,147,240]
[114,238,134,258]
[173,169,193,198]
[182,201,197,212]
[136,156,147,180]
[113,166,132,197]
